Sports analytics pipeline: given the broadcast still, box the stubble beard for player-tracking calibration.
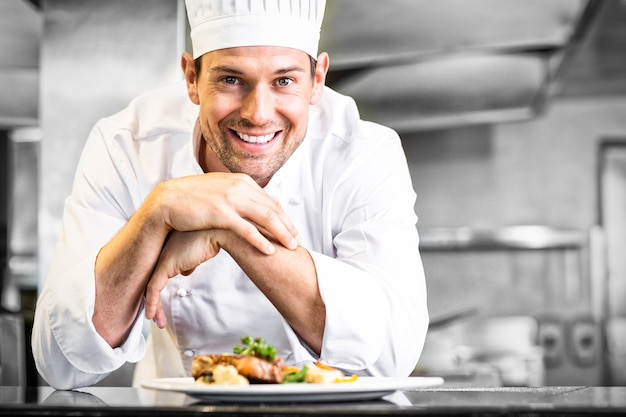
[205,121,304,186]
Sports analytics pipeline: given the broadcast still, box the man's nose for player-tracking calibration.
[240,85,272,125]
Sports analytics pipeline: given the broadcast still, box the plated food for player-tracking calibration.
[192,336,357,385]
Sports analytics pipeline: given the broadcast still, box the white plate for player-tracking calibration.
[141,376,444,403]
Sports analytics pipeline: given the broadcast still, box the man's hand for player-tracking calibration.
[93,172,300,348]
[155,172,300,254]
[145,229,227,328]
[143,226,325,354]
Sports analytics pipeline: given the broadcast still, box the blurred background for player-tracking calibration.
[1,0,626,388]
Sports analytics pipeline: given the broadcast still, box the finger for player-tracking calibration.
[228,216,276,255]
[256,199,300,250]
[153,300,167,329]
[239,197,299,251]
[144,267,169,321]
[231,175,300,251]
[144,231,203,320]
[146,230,223,321]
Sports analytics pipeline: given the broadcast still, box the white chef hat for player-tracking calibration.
[185,0,326,59]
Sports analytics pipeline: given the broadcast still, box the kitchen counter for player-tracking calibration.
[1,385,626,416]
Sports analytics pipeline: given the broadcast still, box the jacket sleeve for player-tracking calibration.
[311,128,428,377]
[31,123,147,390]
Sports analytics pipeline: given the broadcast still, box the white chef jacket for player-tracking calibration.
[32,81,428,390]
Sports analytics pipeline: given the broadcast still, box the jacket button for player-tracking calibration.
[289,196,302,205]
[184,349,195,358]
[177,288,188,297]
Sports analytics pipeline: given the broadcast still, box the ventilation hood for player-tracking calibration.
[0,0,611,131]
[319,0,600,132]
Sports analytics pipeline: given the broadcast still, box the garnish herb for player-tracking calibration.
[282,365,309,384]
[233,336,277,362]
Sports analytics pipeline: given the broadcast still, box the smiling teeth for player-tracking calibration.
[237,132,275,144]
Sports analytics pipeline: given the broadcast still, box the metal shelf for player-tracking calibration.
[419,225,586,251]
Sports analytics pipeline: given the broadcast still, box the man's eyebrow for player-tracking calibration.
[208,65,306,75]
[209,65,244,74]
[274,66,306,75]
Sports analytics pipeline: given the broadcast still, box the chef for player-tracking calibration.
[32,0,429,390]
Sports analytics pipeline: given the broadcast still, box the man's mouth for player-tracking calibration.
[236,131,277,144]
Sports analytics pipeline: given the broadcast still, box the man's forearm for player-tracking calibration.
[92,201,170,348]
[223,236,325,354]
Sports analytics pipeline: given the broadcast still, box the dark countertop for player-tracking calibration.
[1,386,626,416]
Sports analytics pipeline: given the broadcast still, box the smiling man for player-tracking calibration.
[32,0,429,390]
[189,46,325,187]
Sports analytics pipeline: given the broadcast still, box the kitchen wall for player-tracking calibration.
[404,95,626,385]
[0,132,8,308]
[408,96,626,314]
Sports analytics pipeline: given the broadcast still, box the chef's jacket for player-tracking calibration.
[32,81,428,390]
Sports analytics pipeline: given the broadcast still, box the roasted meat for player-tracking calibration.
[192,354,286,384]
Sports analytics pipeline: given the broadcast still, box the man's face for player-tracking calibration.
[184,46,328,187]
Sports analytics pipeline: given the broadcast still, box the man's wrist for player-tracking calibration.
[140,184,173,237]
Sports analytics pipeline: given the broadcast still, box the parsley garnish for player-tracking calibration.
[232,336,277,362]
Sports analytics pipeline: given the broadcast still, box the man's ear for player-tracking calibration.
[181,52,200,105]
[310,52,329,105]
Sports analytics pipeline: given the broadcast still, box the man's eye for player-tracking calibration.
[223,76,239,85]
[276,78,293,87]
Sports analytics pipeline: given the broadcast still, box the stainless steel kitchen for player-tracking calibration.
[2,0,626,413]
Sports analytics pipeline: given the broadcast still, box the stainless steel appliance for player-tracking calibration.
[416,225,604,386]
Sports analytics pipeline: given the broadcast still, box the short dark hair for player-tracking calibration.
[194,54,318,80]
